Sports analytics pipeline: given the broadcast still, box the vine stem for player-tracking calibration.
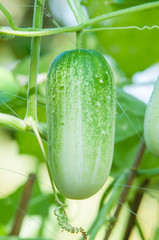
[23,0,67,220]
[0,3,20,30]
[84,1,159,27]
[9,173,36,236]
[0,113,47,141]
[67,0,87,24]
[72,0,87,23]
[30,120,64,207]
[1,1,159,37]
[32,119,87,240]
[123,179,149,240]
[104,141,146,240]
[67,0,80,24]
[0,113,30,131]
[29,120,88,238]
[25,0,45,121]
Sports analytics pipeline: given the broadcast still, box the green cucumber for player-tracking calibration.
[46,49,116,199]
[144,77,159,158]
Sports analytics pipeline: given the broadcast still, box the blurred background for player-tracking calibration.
[0,0,159,240]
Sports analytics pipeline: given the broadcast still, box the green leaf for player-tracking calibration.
[84,1,159,77]
[106,55,128,86]
[117,88,146,116]
[0,185,24,225]
[0,67,19,105]
[88,173,126,239]
[140,150,159,171]
[115,88,146,143]
[112,134,159,177]
[153,227,159,240]
[12,50,68,77]
[0,180,56,225]
[28,193,54,218]
[15,130,47,163]
[112,88,159,176]
[112,135,140,176]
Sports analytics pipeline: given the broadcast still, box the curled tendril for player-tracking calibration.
[54,206,87,239]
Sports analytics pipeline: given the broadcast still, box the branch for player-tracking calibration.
[0,113,29,131]
[85,1,159,27]
[123,179,149,240]
[9,173,36,235]
[0,1,159,37]
[0,25,84,37]
[0,113,47,141]
[104,141,146,240]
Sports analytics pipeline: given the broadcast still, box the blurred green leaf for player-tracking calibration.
[0,185,23,225]
[112,135,159,177]
[13,56,49,76]
[0,67,19,105]
[112,135,140,176]
[102,0,159,9]
[15,130,47,163]
[112,87,159,176]
[115,87,146,143]
[117,88,146,116]
[12,47,70,77]
[84,1,159,77]
[0,225,6,235]
[0,180,56,226]
[106,55,128,85]
[140,150,159,170]
[28,193,54,218]
[153,227,159,240]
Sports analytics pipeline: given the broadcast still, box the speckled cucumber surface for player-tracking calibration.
[46,49,116,199]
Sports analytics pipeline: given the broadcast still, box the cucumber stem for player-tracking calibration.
[76,31,82,49]
[25,0,45,121]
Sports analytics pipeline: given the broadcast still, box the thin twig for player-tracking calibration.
[104,141,146,240]
[123,179,149,240]
[9,173,36,236]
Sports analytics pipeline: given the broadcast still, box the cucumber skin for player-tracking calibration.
[46,49,116,199]
[144,77,159,158]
